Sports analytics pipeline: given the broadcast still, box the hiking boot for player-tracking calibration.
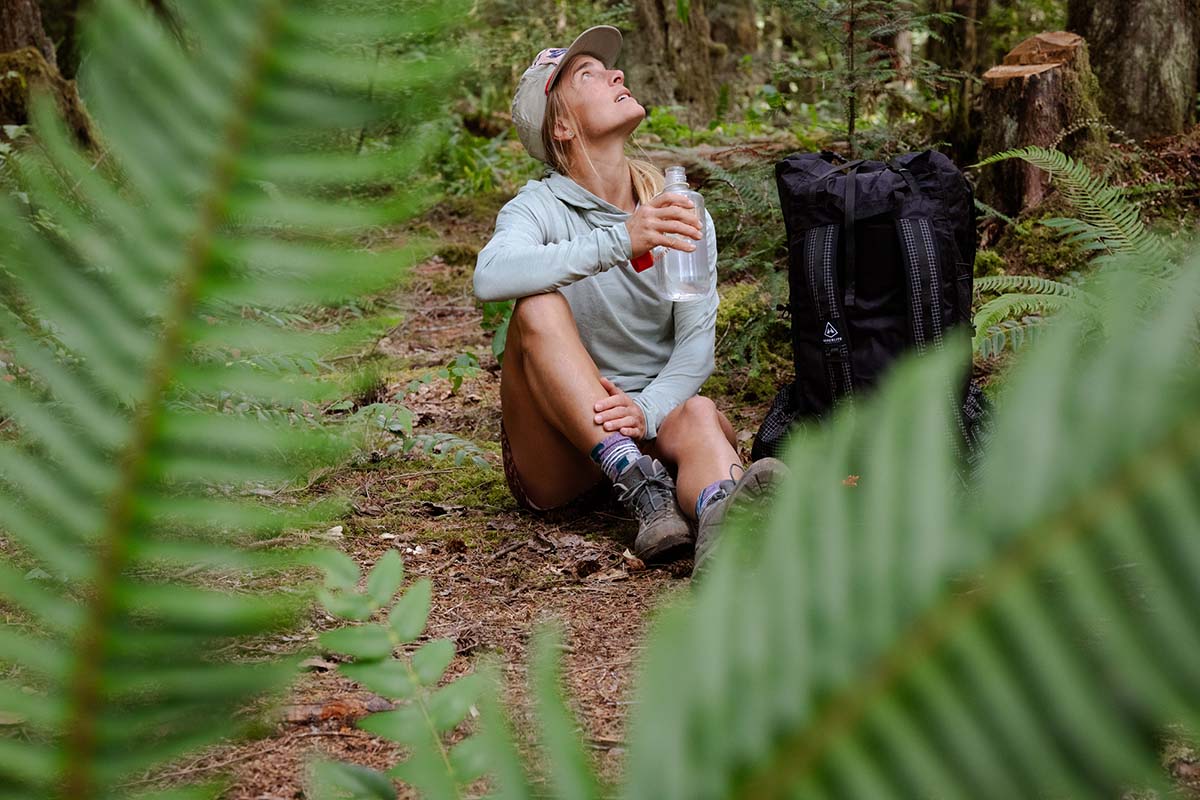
[613,454,693,563]
[694,457,790,574]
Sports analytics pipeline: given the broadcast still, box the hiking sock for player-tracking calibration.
[590,433,642,483]
[695,479,731,518]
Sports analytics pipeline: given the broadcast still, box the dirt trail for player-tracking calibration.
[200,204,696,798]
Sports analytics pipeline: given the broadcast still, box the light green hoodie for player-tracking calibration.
[474,170,718,440]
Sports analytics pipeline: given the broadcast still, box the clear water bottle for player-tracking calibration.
[657,165,711,301]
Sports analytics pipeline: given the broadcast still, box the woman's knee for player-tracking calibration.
[661,395,722,439]
[679,395,720,423]
[511,291,574,340]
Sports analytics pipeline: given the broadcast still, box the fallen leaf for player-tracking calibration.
[737,429,755,442]
[553,533,587,549]
[419,501,465,517]
[0,712,25,726]
[527,533,555,553]
[591,567,629,582]
[325,525,344,538]
[621,549,646,571]
[573,556,603,578]
[300,657,339,672]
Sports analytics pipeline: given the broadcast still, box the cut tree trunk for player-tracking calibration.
[976,31,1103,215]
[624,0,720,125]
[1067,0,1200,140]
[2,0,56,66]
[0,0,92,144]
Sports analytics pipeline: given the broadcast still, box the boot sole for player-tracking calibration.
[634,530,695,563]
[726,457,789,511]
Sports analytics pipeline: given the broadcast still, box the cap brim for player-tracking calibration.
[546,25,623,94]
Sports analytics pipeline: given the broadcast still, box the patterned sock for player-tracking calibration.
[590,433,642,482]
[695,479,730,518]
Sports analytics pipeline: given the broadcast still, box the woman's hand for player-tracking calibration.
[594,376,647,440]
[625,193,703,259]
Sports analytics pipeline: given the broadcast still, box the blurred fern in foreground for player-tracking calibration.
[323,257,1200,798]
[0,0,457,796]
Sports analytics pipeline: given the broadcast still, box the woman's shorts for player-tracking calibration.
[500,423,610,514]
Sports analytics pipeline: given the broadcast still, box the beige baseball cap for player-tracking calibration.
[511,25,623,163]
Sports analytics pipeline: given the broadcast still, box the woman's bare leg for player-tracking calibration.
[500,292,614,509]
[652,396,740,519]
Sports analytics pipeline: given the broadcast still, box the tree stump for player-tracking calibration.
[976,31,1103,215]
[0,46,93,145]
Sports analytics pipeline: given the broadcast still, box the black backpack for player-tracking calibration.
[751,150,989,462]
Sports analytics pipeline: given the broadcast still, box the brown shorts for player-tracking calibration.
[500,423,611,514]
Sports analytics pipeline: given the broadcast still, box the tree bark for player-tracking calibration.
[1,0,57,66]
[926,0,991,163]
[623,0,720,125]
[1067,0,1200,139]
[706,0,759,115]
[1,0,92,144]
[977,32,1103,215]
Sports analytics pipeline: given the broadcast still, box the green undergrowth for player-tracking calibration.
[706,280,791,403]
[993,212,1094,278]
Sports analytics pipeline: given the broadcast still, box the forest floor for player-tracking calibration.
[147,193,774,799]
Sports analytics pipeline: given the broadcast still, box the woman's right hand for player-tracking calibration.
[625,193,703,259]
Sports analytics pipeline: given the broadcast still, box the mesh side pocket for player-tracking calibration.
[751,384,799,462]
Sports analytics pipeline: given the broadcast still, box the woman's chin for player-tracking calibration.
[620,103,647,134]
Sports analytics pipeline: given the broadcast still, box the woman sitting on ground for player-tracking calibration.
[473,25,786,572]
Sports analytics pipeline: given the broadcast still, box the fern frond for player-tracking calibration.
[971,292,1078,356]
[974,275,1083,298]
[0,0,461,796]
[973,146,1169,270]
[313,551,488,800]
[616,257,1200,799]
[975,315,1050,359]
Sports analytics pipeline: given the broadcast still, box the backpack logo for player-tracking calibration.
[823,321,841,342]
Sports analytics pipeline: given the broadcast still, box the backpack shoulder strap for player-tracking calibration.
[895,215,944,353]
[802,223,855,403]
[889,163,944,352]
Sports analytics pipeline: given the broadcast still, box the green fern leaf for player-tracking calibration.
[974,275,1083,299]
[0,0,461,796]
[972,146,1169,271]
[615,256,1200,799]
[972,292,1079,356]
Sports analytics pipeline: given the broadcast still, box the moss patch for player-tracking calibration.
[974,249,1006,277]
[994,215,1092,278]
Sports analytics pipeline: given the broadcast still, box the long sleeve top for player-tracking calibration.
[474,170,719,439]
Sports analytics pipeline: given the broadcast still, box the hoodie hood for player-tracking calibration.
[545,170,631,228]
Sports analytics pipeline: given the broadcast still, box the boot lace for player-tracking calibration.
[616,470,675,520]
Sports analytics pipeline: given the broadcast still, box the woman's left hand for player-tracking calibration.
[594,376,646,439]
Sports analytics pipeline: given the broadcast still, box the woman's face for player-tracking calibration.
[553,54,645,145]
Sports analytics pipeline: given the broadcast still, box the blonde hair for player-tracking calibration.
[541,57,664,205]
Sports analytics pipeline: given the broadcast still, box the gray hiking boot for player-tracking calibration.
[613,454,693,563]
[694,457,790,574]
